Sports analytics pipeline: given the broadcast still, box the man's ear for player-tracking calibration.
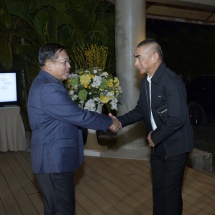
[45,62,52,72]
[152,52,159,63]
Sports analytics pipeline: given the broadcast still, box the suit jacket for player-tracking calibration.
[27,70,112,174]
[118,63,193,157]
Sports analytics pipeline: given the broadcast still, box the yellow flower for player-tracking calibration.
[100,95,110,104]
[113,77,118,83]
[80,74,91,86]
[91,75,95,79]
[114,77,119,87]
[84,84,88,88]
[108,82,113,87]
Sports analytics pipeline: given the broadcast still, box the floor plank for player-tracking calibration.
[0,161,39,215]
[0,151,215,215]
[0,163,23,215]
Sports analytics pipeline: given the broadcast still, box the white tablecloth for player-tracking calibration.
[0,106,26,152]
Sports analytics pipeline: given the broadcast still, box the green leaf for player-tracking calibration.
[78,89,88,101]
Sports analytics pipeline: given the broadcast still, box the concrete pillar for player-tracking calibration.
[115,0,146,148]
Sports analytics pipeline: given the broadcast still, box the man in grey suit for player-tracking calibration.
[111,39,193,215]
[27,43,119,215]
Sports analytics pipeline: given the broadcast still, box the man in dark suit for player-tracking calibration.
[111,39,193,215]
[27,43,119,215]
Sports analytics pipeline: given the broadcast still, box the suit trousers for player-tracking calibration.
[36,172,75,215]
[150,146,189,215]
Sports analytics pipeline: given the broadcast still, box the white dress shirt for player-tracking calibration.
[147,75,157,131]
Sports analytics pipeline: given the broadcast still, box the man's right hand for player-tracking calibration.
[108,113,122,132]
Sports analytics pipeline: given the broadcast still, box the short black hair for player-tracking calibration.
[137,39,163,60]
[38,43,66,66]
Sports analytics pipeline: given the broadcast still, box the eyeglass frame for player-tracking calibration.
[51,59,71,65]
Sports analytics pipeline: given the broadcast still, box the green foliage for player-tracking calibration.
[0,0,115,73]
[0,0,115,130]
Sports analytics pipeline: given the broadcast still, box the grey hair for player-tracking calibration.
[137,39,163,60]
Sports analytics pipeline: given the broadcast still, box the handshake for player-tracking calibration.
[108,113,122,133]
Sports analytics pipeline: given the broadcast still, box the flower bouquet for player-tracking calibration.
[65,44,122,111]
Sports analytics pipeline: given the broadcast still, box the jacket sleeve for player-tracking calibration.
[118,97,144,127]
[40,83,112,132]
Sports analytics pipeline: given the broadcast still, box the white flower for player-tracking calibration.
[101,72,108,77]
[72,95,78,100]
[72,73,78,78]
[69,90,74,96]
[84,99,96,111]
[107,91,114,99]
[110,98,118,110]
[93,97,100,102]
[91,75,102,88]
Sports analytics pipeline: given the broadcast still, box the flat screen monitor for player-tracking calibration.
[0,71,19,106]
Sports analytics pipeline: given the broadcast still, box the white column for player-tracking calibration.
[115,0,146,148]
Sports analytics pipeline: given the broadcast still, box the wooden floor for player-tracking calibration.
[0,151,215,215]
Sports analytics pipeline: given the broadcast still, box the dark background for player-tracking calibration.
[146,19,215,81]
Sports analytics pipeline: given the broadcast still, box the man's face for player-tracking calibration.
[48,50,71,81]
[134,46,156,75]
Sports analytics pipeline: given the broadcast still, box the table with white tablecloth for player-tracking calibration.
[0,105,26,152]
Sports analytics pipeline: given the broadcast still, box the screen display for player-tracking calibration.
[0,72,18,103]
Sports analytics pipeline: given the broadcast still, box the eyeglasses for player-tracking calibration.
[52,59,71,65]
